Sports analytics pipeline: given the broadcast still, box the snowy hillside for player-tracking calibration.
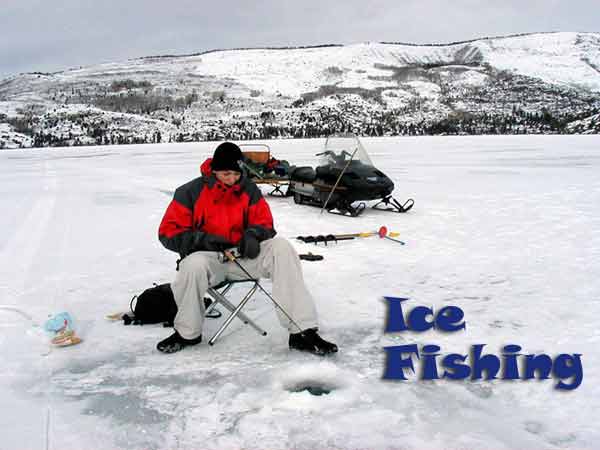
[0,136,598,449]
[1,32,600,148]
[193,32,600,95]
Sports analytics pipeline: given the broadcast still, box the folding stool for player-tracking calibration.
[205,278,268,346]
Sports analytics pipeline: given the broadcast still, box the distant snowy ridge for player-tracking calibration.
[7,32,600,93]
[1,32,599,148]
[189,32,600,94]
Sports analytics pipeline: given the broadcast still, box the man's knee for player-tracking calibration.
[264,237,297,257]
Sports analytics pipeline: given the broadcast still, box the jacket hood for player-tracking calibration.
[200,158,214,177]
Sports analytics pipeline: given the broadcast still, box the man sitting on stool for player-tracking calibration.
[157,142,338,356]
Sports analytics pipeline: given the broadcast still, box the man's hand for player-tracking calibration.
[198,233,232,252]
[238,230,260,259]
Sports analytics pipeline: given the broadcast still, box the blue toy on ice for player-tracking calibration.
[44,312,74,333]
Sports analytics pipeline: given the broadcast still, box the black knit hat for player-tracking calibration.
[211,142,243,172]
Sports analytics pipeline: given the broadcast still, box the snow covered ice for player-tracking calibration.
[0,135,598,449]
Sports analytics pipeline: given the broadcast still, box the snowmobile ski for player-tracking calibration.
[372,196,414,213]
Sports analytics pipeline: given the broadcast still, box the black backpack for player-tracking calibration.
[124,283,178,326]
[122,283,221,326]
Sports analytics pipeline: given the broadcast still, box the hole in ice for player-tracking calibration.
[283,376,341,396]
[288,383,333,396]
[278,361,347,397]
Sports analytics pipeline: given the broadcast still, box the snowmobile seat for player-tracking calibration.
[315,165,341,179]
[290,166,316,183]
[205,278,268,346]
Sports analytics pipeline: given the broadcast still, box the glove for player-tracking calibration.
[238,230,260,259]
[196,233,232,252]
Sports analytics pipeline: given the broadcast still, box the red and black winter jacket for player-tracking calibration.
[158,158,276,258]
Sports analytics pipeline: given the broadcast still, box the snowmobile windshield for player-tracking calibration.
[317,134,374,168]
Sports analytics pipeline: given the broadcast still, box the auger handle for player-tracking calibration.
[378,226,402,240]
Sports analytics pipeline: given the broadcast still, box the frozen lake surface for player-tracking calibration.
[0,135,598,449]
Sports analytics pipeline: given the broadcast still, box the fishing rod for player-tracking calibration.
[222,250,306,334]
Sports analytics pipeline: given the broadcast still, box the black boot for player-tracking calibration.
[157,331,202,354]
[289,328,338,356]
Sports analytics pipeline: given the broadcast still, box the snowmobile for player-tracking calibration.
[289,134,414,217]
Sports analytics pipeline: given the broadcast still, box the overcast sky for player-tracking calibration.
[1,0,598,79]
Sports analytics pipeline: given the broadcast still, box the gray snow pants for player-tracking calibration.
[171,237,319,340]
